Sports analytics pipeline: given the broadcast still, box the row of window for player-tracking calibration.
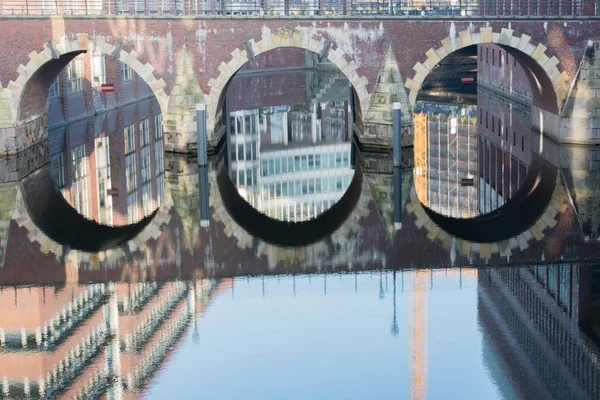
[49,54,132,98]
[261,199,342,222]
[480,109,526,152]
[230,140,258,162]
[260,150,351,177]
[481,46,518,67]
[262,175,353,198]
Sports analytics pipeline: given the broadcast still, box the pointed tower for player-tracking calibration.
[362,44,413,151]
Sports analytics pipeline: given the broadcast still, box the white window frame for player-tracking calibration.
[48,76,60,99]
[124,124,136,155]
[121,62,132,82]
[66,58,83,94]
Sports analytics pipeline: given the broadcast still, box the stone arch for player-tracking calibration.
[1,34,169,148]
[209,162,373,264]
[204,27,371,136]
[405,169,569,261]
[404,27,569,113]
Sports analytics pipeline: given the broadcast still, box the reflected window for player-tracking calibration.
[71,144,89,218]
[91,52,106,87]
[121,62,132,82]
[140,118,150,147]
[548,266,558,298]
[48,76,60,99]
[95,137,113,225]
[66,58,83,94]
[154,114,163,139]
[50,153,65,191]
[125,124,138,223]
[124,124,135,154]
[559,265,571,312]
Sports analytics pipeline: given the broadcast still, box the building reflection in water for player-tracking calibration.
[414,85,532,218]
[48,98,165,226]
[224,50,354,222]
[0,266,599,398]
[0,279,232,399]
[479,265,600,400]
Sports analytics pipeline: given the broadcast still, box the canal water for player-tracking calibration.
[0,48,599,400]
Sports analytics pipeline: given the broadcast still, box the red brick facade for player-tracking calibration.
[0,18,595,117]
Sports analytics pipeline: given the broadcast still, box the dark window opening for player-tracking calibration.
[486,111,488,129]
[521,136,525,151]
[486,47,489,64]
[492,49,495,66]
[492,116,495,133]
[513,131,516,146]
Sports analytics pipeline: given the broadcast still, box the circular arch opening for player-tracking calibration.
[13,38,171,244]
[206,29,371,133]
[213,46,364,245]
[410,38,562,243]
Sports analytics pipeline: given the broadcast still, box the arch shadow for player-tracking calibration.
[21,164,157,252]
[421,154,558,243]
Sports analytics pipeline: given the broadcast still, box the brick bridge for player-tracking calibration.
[0,16,598,154]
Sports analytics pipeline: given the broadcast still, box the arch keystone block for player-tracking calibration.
[459,30,473,47]
[480,27,493,43]
[77,34,89,50]
[531,43,547,61]
[499,28,514,45]
[517,34,531,51]
[426,48,441,64]
[441,37,454,54]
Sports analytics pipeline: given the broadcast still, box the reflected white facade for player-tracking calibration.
[228,102,353,222]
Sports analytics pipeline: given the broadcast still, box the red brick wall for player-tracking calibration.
[226,71,308,111]
[239,47,307,71]
[0,18,594,118]
[478,43,532,97]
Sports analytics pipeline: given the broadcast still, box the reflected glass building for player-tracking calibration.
[225,52,354,222]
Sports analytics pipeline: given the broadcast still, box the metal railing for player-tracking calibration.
[0,0,597,16]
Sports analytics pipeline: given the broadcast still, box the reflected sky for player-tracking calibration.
[225,68,354,222]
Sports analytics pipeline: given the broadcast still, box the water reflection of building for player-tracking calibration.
[478,266,600,400]
[414,42,536,218]
[476,87,531,214]
[225,54,354,222]
[0,279,231,399]
[48,98,164,226]
[47,51,154,126]
[414,104,479,218]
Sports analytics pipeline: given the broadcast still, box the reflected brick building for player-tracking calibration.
[0,279,232,399]
[48,98,165,226]
[224,48,354,222]
[47,52,154,127]
[477,43,533,214]
[478,266,600,400]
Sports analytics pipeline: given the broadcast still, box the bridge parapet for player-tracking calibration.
[0,0,597,17]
